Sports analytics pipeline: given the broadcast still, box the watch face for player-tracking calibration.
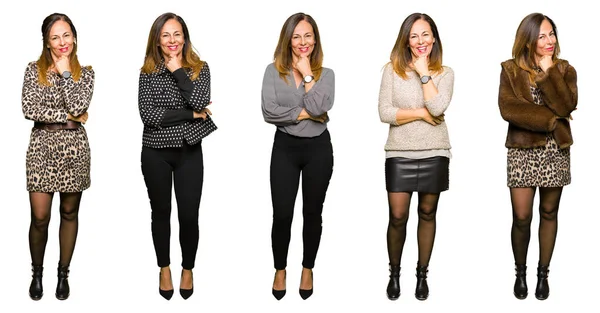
[62,71,71,78]
[304,75,314,83]
[420,76,430,84]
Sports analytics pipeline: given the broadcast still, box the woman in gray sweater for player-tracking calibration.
[378,13,454,301]
[261,12,334,301]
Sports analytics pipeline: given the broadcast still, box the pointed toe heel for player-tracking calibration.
[299,269,313,300]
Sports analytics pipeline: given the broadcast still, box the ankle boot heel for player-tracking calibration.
[55,263,70,300]
[415,264,429,301]
[386,264,400,300]
[535,264,550,300]
[513,264,528,299]
[29,264,44,300]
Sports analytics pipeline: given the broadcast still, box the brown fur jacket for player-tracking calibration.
[498,59,577,149]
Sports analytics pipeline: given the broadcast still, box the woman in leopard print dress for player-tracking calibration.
[499,13,577,301]
[22,13,94,301]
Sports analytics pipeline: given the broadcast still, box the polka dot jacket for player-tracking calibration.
[138,61,217,148]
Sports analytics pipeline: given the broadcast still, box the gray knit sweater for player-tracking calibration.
[378,63,454,153]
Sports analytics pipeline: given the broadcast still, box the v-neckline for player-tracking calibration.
[290,70,303,90]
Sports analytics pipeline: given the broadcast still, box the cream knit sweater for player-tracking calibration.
[378,63,454,152]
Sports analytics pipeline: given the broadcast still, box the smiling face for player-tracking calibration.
[408,18,435,59]
[47,20,74,59]
[290,20,315,60]
[160,18,184,58]
[535,19,556,60]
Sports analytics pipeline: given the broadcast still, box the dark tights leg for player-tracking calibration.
[386,192,411,266]
[29,192,54,266]
[58,192,82,267]
[510,188,535,265]
[538,187,562,267]
[416,193,440,267]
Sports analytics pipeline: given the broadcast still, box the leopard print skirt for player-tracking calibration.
[506,134,570,188]
[25,128,91,193]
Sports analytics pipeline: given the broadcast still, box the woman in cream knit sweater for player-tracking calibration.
[378,13,454,301]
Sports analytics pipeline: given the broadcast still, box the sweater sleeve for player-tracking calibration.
[535,62,578,117]
[424,67,453,116]
[378,64,398,125]
[303,69,334,116]
[261,65,303,126]
[498,66,557,132]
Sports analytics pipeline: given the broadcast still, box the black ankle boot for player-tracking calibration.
[29,264,43,300]
[513,264,527,299]
[55,264,70,300]
[415,264,429,300]
[386,264,400,300]
[535,264,550,300]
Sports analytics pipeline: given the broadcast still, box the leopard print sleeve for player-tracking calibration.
[21,62,68,123]
[58,66,95,116]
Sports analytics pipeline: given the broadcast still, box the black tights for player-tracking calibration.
[510,187,562,267]
[29,192,82,267]
[386,192,440,267]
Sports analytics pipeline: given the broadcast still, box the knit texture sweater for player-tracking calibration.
[378,63,454,152]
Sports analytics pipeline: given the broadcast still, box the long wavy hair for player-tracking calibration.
[141,13,204,80]
[37,13,83,86]
[273,12,323,84]
[512,13,560,83]
[389,13,443,79]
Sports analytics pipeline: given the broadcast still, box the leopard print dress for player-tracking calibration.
[22,61,95,193]
[506,85,571,188]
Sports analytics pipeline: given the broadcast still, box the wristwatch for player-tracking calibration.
[62,71,72,79]
[420,75,431,84]
[303,75,314,83]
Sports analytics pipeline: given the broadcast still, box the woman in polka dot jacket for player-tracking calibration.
[138,12,216,301]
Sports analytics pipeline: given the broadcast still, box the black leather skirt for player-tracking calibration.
[385,156,449,193]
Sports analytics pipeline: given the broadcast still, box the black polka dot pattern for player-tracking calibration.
[138,61,217,148]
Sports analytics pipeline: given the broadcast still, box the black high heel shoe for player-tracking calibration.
[513,264,528,299]
[299,269,313,300]
[180,269,194,300]
[272,270,286,300]
[29,264,43,301]
[159,268,174,300]
[386,264,400,300]
[55,263,70,300]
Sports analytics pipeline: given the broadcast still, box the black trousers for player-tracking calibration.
[141,142,203,270]
[270,129,334,270]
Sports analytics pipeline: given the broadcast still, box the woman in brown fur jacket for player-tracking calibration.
[498,13,577,301]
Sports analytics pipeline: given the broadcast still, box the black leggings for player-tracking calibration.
[270,130,333,270]
[141,142,204,270]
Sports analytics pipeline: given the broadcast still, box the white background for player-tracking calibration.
[0,0,596,312]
